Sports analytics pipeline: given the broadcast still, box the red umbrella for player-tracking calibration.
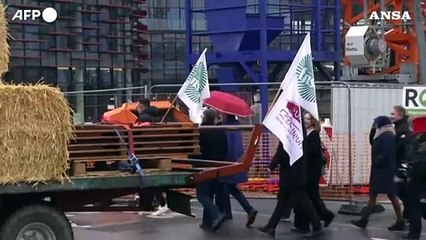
[203,91,253,118]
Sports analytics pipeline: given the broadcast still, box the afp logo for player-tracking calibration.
[11,7,58,23]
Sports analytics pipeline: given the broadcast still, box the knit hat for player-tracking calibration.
[375,115,392,128]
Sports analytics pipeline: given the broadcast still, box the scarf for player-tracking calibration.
[374,124,395,139]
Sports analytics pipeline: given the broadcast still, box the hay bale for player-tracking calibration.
[0,84,73,184]
[0,3,9,76]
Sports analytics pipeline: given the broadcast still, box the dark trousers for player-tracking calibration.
[196,180,221,226]
[398,182,410,218]
[407,183,422,238]
[295,172,334,229]
[216,183,253,218]
[407,162,426,238]
[266,186,322,231]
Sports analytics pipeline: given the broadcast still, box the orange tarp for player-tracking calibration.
[102,100,192,124]
[102,103,137,125]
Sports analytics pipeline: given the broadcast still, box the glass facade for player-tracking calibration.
[141,0,213,87]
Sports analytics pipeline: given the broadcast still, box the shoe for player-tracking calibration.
[302,229,324,238]
[280,218,291,222]
[388,220,406,231]
[212,214,226,231]
[291,227,310,234]
[323,212,335,228]
[246,209,258,227]
[401,234,420,240]
[199,224,213,231]
[257,226,275,237]
[351,219,368,229]
[151,205,169,216]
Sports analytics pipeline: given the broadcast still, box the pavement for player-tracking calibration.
[69,199,426,240]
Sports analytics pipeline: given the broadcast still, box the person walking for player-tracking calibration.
[257,141,324,238]
[215,113,258,228]
[403,116,426,240]
[292,112,334,233]
[195,109,227,231]
[352,116,405,230]
[390,105,413,220]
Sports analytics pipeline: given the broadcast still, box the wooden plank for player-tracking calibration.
[74,133,198,140]
[69,148,127,154]
[133,146,199,152]
[68,143,125,148]
[71,156,128,162]
[68,138,199,148]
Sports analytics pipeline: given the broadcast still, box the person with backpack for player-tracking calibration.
[292,111,334,234]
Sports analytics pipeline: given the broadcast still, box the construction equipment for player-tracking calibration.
[342,0,426,84]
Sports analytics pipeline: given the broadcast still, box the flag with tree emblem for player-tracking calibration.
[279,33,318,120]
[177,48,210,123]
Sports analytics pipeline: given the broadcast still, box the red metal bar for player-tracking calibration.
[189,124,263,183]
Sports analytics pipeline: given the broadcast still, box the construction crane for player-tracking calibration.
[342,0,426,84]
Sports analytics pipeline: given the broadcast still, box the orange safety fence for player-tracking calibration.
[235,127,373,200]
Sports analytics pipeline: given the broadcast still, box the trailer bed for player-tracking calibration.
[0,170,193,195]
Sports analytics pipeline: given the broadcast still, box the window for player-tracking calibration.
[153,8,167,19]
[164,43,176,60]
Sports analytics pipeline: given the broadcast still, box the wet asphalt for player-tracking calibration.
[69,199,426,240]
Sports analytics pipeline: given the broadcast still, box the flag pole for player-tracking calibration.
[159,95,178,123]
[264,87,283,119]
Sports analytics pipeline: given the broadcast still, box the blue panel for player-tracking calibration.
[216,67,241,92]
[204,0,247,51]
[186,0,341,116]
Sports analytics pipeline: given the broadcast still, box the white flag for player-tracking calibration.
[177,48,210,123]
[280,33,318,120]
[263,79,304,165]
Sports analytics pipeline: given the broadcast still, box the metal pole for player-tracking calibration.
[185,0,193,75]
[412,0,426,84]
[259,0,269,120]
[363,0,368,22]
[74,5,84,124]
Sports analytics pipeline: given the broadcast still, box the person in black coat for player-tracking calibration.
[257,135,323,237]
[195,109,227,231]
[293,112,334,233]
[403,123,426,240]
[136,98,160,122]
[352,116,405,230]
[391,105,413,219]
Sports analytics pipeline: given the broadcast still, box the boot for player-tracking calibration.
[401,234,420,240]
[388,220,406,231]
[323,212,335,228]
[246,209,258,227]
[212,213,226,231]
[257,226,275,237]
[302,229,324,238]
[351,218,368,229]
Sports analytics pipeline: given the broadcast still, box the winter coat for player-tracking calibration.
[369,125,397,195]
[270,142,307,190]
[138,106,160,122]
[394,117,413,166]
[198,127,228,161]
[408,134,426,187]
[304,130,323,178]
[219,118,247,184]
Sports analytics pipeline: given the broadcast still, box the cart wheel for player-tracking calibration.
[0,204,73,240]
